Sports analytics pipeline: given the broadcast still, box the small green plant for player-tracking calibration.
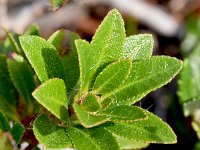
[0,9,182,149]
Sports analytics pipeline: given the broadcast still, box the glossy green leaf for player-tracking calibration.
[73,103,109,128]
[19,35,66,83]
[81,93,101,112]
[76,9,126,93]
[115,135,149,149]
[93,60,132,95]
[51,0,68,11]
[123,34,153,60]
[48,29,65,51]
[33,114,71,148]
[24,24,40,36]
[66,126,119,150]
[11,122,25,144]
[32,78,68,121]
[0,111,10,132]
[62,32,80,92]
[178,59,197,103]
[104,108,177,144]
[99,106,147,122]
[100,56,182,107]
[7,53,36,114]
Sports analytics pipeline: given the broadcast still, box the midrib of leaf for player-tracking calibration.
[69,127,101,150]
[85,23,114,91]
[101,64,179,103]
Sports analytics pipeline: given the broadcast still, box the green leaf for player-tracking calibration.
[24,24,40,36]
[77,9,126,93]
[123,34,153,60]
[178,59,197,103]
[66,126,119,150]
[99,106,147,122]
[33,114,71,148]
[2,29,21,54]
[51,0,68,11]
[7,53,36,114]
[104,108,177,144]
[73,103,109,128]
[0,111,10,132]
[11,122,25,144]
[93,60,132,95]
[61,32,80,92]
[189,43,200,92]
[0,55,16,104]
[80,93,101,112]
[32,78,68,121]
[48,29,65,51]
[19,35,66,83]
[48,30,80,92]
[115,135,149,149]
[100,56,182,107]
[0,55,18,121]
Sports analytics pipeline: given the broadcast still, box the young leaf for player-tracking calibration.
[51,0,68,11]
[104,108,177,144]
[73,103,109,128]
[93,60,132,95]
[80,93,101,112]
[2,28,21,54]
[115,135,149,150]
[33,114,72,148]
[77,9,126,93]
[100,56,182,107]
[24,24,40,36]
[0,111,10,132]
[7,53,36,114]
[99,106,147,122]
[178,59,198,103]
[32,78,68,121]
[61,32,80,92]
[66,126,119,150]
[11,122,25,144]
[123,34,153,60]
[48,29,65,51]
[48,30,80,92]
[19,35,66,83]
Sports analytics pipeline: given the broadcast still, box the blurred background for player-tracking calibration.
[1,0,200,149]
